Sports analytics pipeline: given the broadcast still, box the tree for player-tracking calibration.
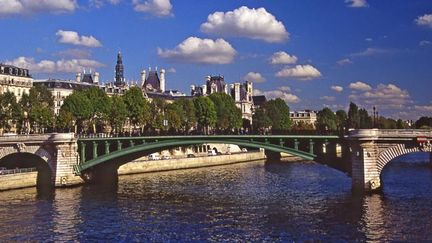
[208,93,242,132]
[336,110,347,134]
[415,116,432,129]
[263,98,292,132]
[316,107,337,132]
[0,92,22,133]
[347,102,360,129]
[166,103,182,133]
[123,87,150,132]
[83,87,110,133]
[108,96,128,134]
[61,91,92,133]
[20,86,54,133]
[173,98,197,134]
[358,108,372,129]
[252,107,271,133]
[149,98,167,132]
[193,96,217,134]
[56,109,74,132]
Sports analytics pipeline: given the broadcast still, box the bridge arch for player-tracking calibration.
[74,138,317,175]
[376,144,432,176]
[0,149,54,189]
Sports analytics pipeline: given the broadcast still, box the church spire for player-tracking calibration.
[115,51,125,86]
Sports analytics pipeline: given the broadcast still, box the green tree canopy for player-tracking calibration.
[61,91,92,133]
[252,107,271,132]
[83,87,110,133]
[336,109,347,133]
[415,116,432,128]
[123,87,150,129]
[193,96,217,134]
[347,102,360,129]
[208,93,242,131]
[108,96,128,133]
[173,98,197,134]
[316,107,337,132]
[263,98,292,131]
[0,92,22,132]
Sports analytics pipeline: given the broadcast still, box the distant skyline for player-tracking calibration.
[1,0,431,119]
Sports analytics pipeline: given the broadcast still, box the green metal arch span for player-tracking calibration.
[74,139,316,175]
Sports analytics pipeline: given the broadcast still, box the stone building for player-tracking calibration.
[289,110,318,128]
[230,81,254,122]
[33,71,100,115]
[0,64,33,101]
[190,76,254,122]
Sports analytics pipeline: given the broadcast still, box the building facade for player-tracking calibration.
[289,110,318,127]
[34,73,99,115]
[0,64,33,100]
[191,76,254,122]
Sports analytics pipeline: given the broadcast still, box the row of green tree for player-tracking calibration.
[314,102,412,134]
[0,85,428,135]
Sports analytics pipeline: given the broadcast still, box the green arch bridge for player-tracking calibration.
[73,135,341,176]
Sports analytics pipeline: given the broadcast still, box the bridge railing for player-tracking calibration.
[0,167,37,176]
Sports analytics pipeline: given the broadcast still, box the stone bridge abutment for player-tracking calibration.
[349,129,432,192]
[0,133,82,187]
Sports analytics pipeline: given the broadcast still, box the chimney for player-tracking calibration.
[93,72,99,84]
[76,72,81,82]
[160,68,165,92]
[234,83,240,101]
[141,70,146,87]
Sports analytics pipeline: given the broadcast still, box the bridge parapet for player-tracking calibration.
[348,129,432,192]
[349,129,432,140]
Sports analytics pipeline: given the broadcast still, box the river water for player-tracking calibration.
[0,153,431,242]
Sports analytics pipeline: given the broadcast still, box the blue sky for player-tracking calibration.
[1,0,432,119]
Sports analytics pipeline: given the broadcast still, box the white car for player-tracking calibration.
[148,154,161,160]
[241,148,248,153]
[207,150,217,156]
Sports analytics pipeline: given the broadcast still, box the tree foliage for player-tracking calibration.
[193,96,217,134]
[123,87,150,129]
[263,98,292,131]
[208,93,242,131]
[316,107,337,132]
[108,96,128,133]
[61,91,92,133]
[0,92,22,132]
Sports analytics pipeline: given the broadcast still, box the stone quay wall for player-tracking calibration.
[118,151,266,175]
[0,172,37,191]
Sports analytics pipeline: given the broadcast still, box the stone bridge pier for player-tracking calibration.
[348,129,432,192]
[0,133,82,187]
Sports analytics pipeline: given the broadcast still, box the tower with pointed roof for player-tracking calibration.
[115,51,125,86]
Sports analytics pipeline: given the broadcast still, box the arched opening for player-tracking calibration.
[0,153,53,190]
[380,152,432,195]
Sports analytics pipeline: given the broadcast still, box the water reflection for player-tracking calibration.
[0,157,431,241]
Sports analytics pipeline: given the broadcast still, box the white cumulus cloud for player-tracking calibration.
[157,37,236,64]
[254,89,300,104]
[56,30,102,48]
[0,0,77,16]
[200,6,289,43]
[6,56,104,73]
[345,0,368,8]
[243,72,265,83]
[416,14,432,28]
[269,51,297,65]
[349,83,411,110]
[331,85,344,92]
[337,58,353,66]
[349,81,372,91]
[320,96,336,102]
[133,0,172,17]
[275,65,322,80]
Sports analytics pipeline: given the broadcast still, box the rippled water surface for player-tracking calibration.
[0,153,431,241]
